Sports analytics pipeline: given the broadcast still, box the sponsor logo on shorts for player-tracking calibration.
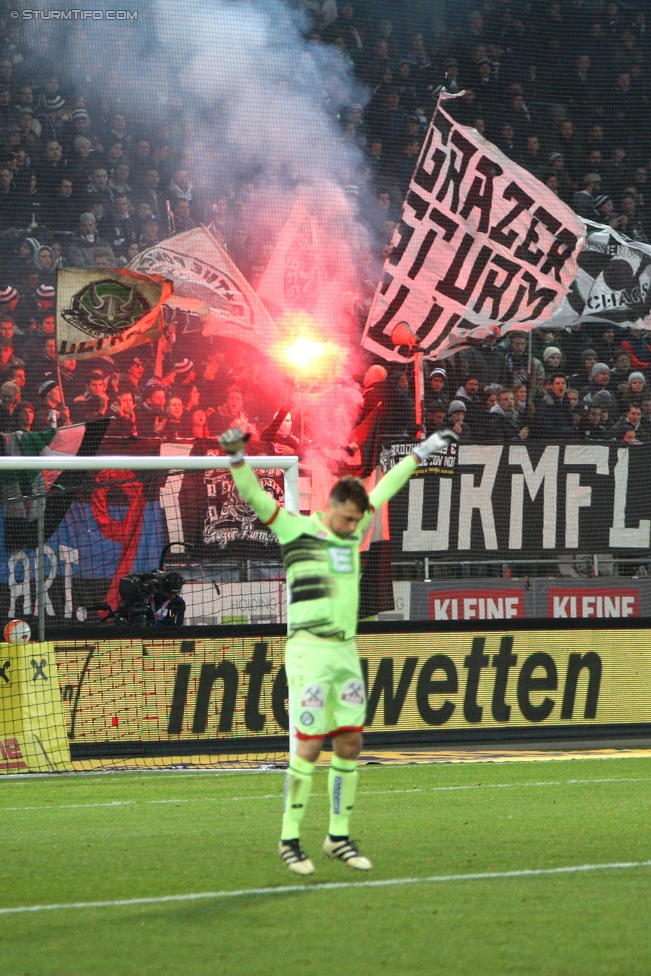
[301,684,324,709]
[340,679,365,706]
[300,711,314,726]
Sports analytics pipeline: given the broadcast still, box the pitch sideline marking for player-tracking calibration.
[0,776,648,814]
[1,859,650,916]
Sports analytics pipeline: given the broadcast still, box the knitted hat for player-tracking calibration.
[72,109,88,121]
[581,348,598,362]
[448,399,467,415]
[79,212,96,224]
[36,283,55,300]
[549,151,563,163]
[430,367,446,378]
[584,172,602,184]
[38,378,57,397]
[592,390,613,407]
[173,358,194,375]
[44,95,65,111]
[0,285,18,304]
[591,362,610,378]
[628,371,646,386]
[594,194,611,209]
[543,346,562,361]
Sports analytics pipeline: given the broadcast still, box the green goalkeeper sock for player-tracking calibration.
[328,757,358,838]
[281,755,315,841]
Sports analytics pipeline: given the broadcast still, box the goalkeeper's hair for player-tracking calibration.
[329,476,370,513]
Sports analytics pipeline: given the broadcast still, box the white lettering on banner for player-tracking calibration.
[563,446,609,549]
[609,448,651,548]
[362,93,585,362]
[7,545,81,620]
[395,445,651,555]
[508,445,559,549]
[402,477,452,551]
[549,588,638,619]
[429,589,524,620]
[457,446,502,550]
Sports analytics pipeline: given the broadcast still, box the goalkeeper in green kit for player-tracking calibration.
[220,425,457,876]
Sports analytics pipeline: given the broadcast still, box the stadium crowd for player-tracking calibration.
[0,1,649,452]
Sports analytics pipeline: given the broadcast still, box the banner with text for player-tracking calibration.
[42,630,651,765]
[389,441,651,560]
[363,91,585,363]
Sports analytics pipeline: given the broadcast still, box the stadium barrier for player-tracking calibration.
[2,621,650,772]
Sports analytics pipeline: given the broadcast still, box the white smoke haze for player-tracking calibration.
[22,0,378,500]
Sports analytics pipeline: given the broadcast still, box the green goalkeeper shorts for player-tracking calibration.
[285,635,366,740]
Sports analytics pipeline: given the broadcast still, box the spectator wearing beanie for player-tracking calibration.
[591,389,615,433]
[542,345,563,375]
[582,361,612,400]
[569,348,598,391]
[447,399,471,442]
[623,371,649,411]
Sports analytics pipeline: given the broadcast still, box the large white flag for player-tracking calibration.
[128,227,281,353]
[363,92,586,362]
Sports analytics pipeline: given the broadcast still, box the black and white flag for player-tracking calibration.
[548,220,651,329]
[363,92,586,362]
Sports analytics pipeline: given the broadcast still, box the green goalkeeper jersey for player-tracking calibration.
[230,455,418,641]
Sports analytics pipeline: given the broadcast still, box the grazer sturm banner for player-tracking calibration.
[128,227,283,354]
[56,268,172,360]
[363,91,586,363]
[548,219,651,329]
[44,630,651,759]
[387,442,651,560]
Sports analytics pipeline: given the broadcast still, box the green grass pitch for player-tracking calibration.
[1,756,651,976]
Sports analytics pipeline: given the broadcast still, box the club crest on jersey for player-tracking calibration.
[329,546,354,574]
[341,679,365,706]
[301,684,324,709]
[300,711,314,726]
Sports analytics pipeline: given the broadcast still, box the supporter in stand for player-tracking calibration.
[620,325,651,372]
[108,391,138,438]
[68,213,116,268]
[623,371,649,410]
[542,346,563,376]
[613,404,649,442]
[33,379,70,430]
[260,408,301,457]
[163,396,185,440]
[447,399,471,442]
[488,389,529,442]
[582,362,613,401]
[135,385,167,438]
[532,373,575,439]
[504,331,544,391]
[0,379,19,431]
[513,383,536,425]
[118,357,146,403]
[569,348,598,391]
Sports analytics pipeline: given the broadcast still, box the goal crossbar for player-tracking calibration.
[0,455,300,514]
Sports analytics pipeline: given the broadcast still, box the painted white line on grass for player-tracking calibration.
[0,800,135,812]
[2,859,650,916]
[0,777,648,814]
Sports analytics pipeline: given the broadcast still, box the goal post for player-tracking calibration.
[0,453,299,772]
